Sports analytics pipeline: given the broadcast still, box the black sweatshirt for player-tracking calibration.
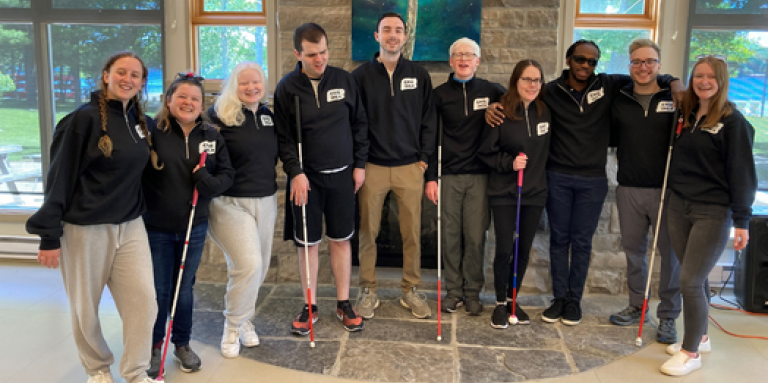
[478,102,552,207]
[142,118,234,233]
[544,70,677,177]
[669,106,757,229]
[275,63,368,178]
[26,92,150,250]
[207,104,278,197]
[611,84,676,188]
[351,53,436,167]
[427,74,506,182]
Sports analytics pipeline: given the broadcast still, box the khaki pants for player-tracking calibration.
[358,162,424,293]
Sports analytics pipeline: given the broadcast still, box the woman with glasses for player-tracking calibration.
[26,52,161,383]
[205,61,279,358]
[143,73,234,377]
[659,55,756,376]
[478,59,551,329]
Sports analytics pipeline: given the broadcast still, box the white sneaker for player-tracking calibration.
[239,320,260,347]
[86,371,115,383]
[660,351,702,376]
[136,378,159,383]
[666,337,711,355]
[221,324,241,358]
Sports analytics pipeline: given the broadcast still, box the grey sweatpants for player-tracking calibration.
[208,194,277,328]
[441,174,489,298]
[616,186,681,319]
[59,217,156,383]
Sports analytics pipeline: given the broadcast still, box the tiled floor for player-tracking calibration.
[2,259,767,383]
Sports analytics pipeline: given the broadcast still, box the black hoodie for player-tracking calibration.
[478,102,551,206]
[427,74,505,182]
[669,106,757,229]
[26,91,150,250]
[142,118,235,233]
[351,52,436,167]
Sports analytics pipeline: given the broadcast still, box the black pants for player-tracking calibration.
[492,204,544,303]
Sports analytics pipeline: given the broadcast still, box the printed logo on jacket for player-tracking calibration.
[587,88,604,104]
[537,122,549,136]
[327,89,345,102]
[474,98,489,111]
[199,141,216,154]
[401,78,418,91]
[135,124,146,139]
[656,101,675,113]
[260,115,274,126]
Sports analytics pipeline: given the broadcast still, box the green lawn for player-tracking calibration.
[0,106,75,161]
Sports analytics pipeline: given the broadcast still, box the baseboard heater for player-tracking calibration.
[0,235,39,259]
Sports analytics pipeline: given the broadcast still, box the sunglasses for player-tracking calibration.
[571,55,598,67]
[695,54,727,63]
[177,72,205,82]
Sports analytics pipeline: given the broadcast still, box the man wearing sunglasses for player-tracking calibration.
[487,39,684,326]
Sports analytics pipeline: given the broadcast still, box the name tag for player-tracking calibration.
[199,140,216,155]
[260,115,274,126]
[656,101,675,113]
[473,97,489,111]
[587,88,604,104]
[135,124,146,139]
[705,122,724,135]
[537,122,549,136]
[327,89,345,102]
[401,78,418,91]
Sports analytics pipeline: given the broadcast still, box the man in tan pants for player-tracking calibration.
[351,12,436,319]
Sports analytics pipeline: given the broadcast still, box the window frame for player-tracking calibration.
[575,0,659,40]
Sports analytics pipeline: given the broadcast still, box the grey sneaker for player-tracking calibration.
[173,344,202,373]
[441,294,463,313]
[464,296,483,316]
[146,347,163,378]
[355,287,380,319]
[609,305,647,326]
[401,287,432,319]
[657,318,678,344]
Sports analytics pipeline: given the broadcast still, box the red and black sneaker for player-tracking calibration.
[336,301,364,332]
[291,304,319,336]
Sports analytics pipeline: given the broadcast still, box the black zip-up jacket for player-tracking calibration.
[207,104,278,197]
[669,106,757,229]
[426,74,505,182]
[478,102,552,207]
[611,84,676,188]
[26,91,150,250]
[544,70,677,177]
[275,63,368,178]
[143,118,235,233]
[351,53,436,167]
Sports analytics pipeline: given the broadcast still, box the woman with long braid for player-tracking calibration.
[26,52,161,383]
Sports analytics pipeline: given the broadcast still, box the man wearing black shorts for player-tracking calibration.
[275,22,369,335]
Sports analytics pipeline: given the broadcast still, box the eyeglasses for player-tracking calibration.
[695,54,727,63]
[571,55,598,67]
[451,52,477,60]
[629,58,659,68]
[177,72,205,82]
[520,77,543,86]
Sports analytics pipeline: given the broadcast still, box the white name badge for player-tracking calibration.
[199,140,216,155]
[705,122,724,135]
[135,124,146,139]
[260,115,274,126]
[537,122,549,136]
[473,97,489,111]
[656,101,675,113]
[401,78,418,91]
[587,87,604,104]
[327,89,345,102]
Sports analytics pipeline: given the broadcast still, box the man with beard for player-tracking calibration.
[608,38,681,344]
[352,12,437,320]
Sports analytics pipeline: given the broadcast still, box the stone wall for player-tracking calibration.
[197,0,665,297]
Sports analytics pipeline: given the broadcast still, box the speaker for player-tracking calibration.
[734,215,768,313]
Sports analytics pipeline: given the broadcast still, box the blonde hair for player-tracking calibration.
[449,38,481,58]
[628,38,661,60]
[214,61,268,127]
[682,56,732,130]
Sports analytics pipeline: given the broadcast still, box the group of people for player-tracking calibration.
[25,11,756,383]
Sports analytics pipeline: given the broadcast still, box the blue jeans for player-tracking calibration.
[148,221,208,346]
[546,171,608,301]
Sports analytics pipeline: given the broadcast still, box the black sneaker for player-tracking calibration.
[464,296,483,316]
[491,304,508,329]
[509,303,530,325]
[336,301,364,332]
[441,294,464,313]
[541,298,566,323]
[173,344,202,373]
[609,305,647,326]
[656,318,678,344]
[147,347,163,378]
[561,299,582,326]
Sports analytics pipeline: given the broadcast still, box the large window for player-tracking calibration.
[574,0,658,74]
[686,1,768,197]
[0,0,163,211]
[191,0,267,81]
